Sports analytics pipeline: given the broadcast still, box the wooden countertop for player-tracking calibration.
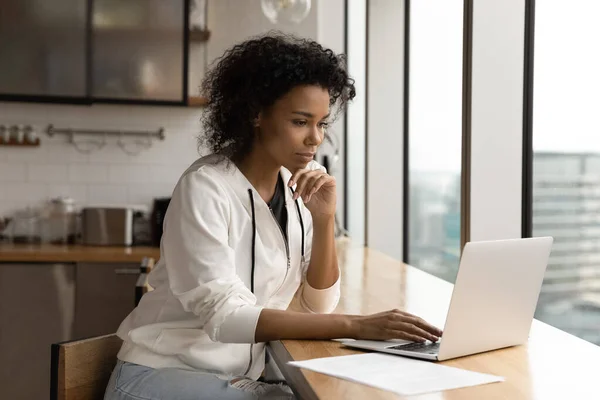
[269,240,600,399]
[0,243,160,263]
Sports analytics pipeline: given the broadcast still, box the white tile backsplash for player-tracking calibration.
[127,183,176,204]
[0,162,27,182]
[44,143,91,163]
[68,164,109,184]
[27,164,69,183]
[3,182,48,202]
[148,165,186,184]
[47,184,89,203]
[108,164,154,184]
[0,101,202,217]
[88,145,135,164]
[3,146,47,163]
[87,185,129,205]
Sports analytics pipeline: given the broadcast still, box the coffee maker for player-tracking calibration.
[151,197,171,246]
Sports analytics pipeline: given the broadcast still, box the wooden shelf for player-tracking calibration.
[92,27,211,43]
[188,96,209,107]
[190,28,211,42]
[0,138,40,147]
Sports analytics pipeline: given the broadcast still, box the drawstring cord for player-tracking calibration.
[247,187,305,293]
[290,187,306,263]
[248,189,257,293]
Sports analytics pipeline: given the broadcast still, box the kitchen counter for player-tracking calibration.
[0,243,160,263]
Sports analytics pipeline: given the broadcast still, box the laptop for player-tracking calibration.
[343,237,553,361]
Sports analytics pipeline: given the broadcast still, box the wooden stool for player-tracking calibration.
[50,256,156,399]
[50,334,122,400]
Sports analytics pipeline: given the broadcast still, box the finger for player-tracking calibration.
[394,321,439,342]
[310,174,331,194]
[307,175,335,202]
[405,316,443,337]
[294,170,320,200]
[387,329,427,343]
[288,168,309,188]
[293,171,313,201]
[304,173,328,202]
[394,310,443,337]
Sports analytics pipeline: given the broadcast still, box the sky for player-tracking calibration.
[409,0,463,173]
[408,0,600,174]
[533,1,600,153]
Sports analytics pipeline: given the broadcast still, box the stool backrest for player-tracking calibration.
[50,334,122,400]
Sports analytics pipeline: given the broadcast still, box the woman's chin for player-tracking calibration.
[295,154,315,167]
[283,159,309,172]
[295,161,312,171]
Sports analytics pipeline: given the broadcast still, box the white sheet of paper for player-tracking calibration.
[288,353,504,396]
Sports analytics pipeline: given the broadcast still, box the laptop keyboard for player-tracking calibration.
[387,342,441,354]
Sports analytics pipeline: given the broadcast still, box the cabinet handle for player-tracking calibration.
[114,268,140,275]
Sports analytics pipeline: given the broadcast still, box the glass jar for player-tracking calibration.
[41,197,78,245]
[10,208,41,244]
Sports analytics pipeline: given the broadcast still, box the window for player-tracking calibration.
[407,0,463,282]
[345,0,367,245]
[532,1,600,345]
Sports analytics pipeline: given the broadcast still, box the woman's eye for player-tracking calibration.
[293,120,307,127]
[319,122,329,129]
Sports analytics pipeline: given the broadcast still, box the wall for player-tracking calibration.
[468,0,525,241]
[0,0,323,217]
[206,0,318,63]
[345,0,367,245]
[0,102,200,215]
[190,0,317,96]
[316,0,346,227]
[367,0,405,260]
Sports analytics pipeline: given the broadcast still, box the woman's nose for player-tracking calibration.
[306,125,323,146]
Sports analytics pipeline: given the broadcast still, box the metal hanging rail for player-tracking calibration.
[46,125,165,140]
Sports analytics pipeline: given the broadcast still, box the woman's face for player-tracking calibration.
[256,85,330,172]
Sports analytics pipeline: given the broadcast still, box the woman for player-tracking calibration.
[104,33,442,400]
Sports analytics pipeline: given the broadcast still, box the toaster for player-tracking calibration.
[81,207,133,246]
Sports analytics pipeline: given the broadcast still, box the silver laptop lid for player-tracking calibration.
[438,237,553,361]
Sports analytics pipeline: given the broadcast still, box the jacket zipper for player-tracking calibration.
[243,206,290,377]
[269,206,291,295]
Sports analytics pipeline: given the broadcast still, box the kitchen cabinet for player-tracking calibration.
[73,262,139,339]
[0,263,76,400]
[0,261,139,399]
[0,0,189,105]
[92,0,187,103]
[0,0,87,101]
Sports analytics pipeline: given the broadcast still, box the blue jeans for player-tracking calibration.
[104,360,295,400]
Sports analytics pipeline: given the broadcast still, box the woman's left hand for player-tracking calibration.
[288,169,337,220]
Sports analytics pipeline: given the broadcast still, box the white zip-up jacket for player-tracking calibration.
[116,154,341,379]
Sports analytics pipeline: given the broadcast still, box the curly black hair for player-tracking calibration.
[199,32,356,161]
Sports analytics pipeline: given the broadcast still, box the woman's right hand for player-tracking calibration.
[350,309,443,343]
